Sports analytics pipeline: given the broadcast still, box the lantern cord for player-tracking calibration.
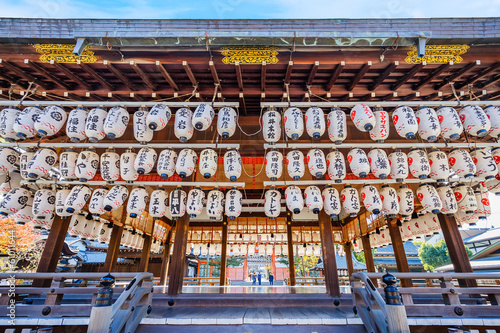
[467,84,481,101]
[211,83,219,106]
[236,106,263,137]
[448,82,461,106]
[19,82,34,106]
[185,85,198,102]
[241,147,266,179]
[285,83,291,106]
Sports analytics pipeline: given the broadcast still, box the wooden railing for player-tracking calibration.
[152,276,230,286]
[286,276,350,286]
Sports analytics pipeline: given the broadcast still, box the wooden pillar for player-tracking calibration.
[361,234,378,287]
[344,242,354,278]
[167,215,190,296]
[138,234,152,272]
[159,230,172,286]
[318,211,341,297]
[220,222,228,287]
[387,218,412,287]
[102,224,124,273]
[286,218,296,286]
[33,216,71,287]
[438,214,477,288]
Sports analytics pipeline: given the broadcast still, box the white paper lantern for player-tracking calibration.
[491,147,500,172]
[304,185,323,214]
[286,149,305,181]
[265,150,283,181]
[456,209,479,226]
[174,107,194,142]
[149,188,168,219]
[459,105,491,137]
[379,185,399,218]
[175,148,197,178]
[0,148,18,175]
[326,149,346,183]
[341,185,360,217]
[436,184,458,216]
[19,149,35,180]
[262,109,282,143]
[347,148,370,178]
[75,148,99,182]
[133,109,153,143]
[322,186,341,219]
[120,148,139,183]
[88,187,109,217]
[471,148,497,180]
[484,176,500,196]
[0,186,30,216]
[169,187,187,219]
[79,217,96,240]
[59,149,78,180]
[127,186,148,218]
[64,185,92,214]
[90,221,103,241]
[416,184,442,214]
[350,104,375,132]
[485,105,500,138]
[353,239,364,253]
[217,106,237,139]
[27,148,57,179]
[415,107,440,142]
[307,148,327,179]
[32,187,56,219]
[100,148,120,183]
[411,216,429,238]
[285,185,304,214]
[103,106,129,139]
[67,213,86,237]
[134,147,157,175]
[206,189,224,220]
[35,105,67,138]
[224,149,242,181]
[0,106,21,141]
[475,186,491,220]
[367,148,390,179]
[264,188,281,219]
[284,107,304,140]
[454,183,478,214]
[103,185,129,212]
[0,171,21,195]
[225,188,242,220]
[14,106,42,140]
[55,188,72,217]
[197,148,217,179]
[369,109,390,142]
[407,148,430,179]
[66,107,88,142]
[305,106,325,139]
[397,185,414,217]
[400,221,413,241]
[360,185,382,214]
[12,194,34,224]
[435,106,463,140]
[157,148,177,179]
[428,149,449,183]
[327,107,347,144]
[449,148,476,178]
[192,104,215,131]
[388,151,408,182]
[147,103,171,131]
[186,187,205,218]
[392,105,418,139]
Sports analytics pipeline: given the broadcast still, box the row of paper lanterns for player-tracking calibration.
[263,182,491,220]
[0,103,238,143]
[262,104,500,143]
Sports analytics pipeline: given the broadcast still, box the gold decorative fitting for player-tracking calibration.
[221,46,279,65]
[33,44,97,63]
[405,44,469,64]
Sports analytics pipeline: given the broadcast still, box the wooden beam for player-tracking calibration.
[52,62,92,91]
[33,216,71,287]
[79,62,114,91]
[455,62,500,89]
[235,61,243,91]
[318,211,341,297]
[138,234,153,272]
[159,230,172,286]
[104,61,137,91]
[167,215,190,295]
[306,61,320,86]
[261,61,266,91]
[284,61,293,85]
[0,59,51,90]
[348,61,372,91]
[412,62,452,91]
[130,61,157,91]
[286,216,296,286]
[361,234,377,287]
[102,224,124,272]
[370,61,398,91]
[326,61,345,91]
[182,61,198,87]
[0,69,28,89]
[391,63,425,91]
[156,61,179,91]
[239,92,247,116]
[387,218,413,287]
[437,214,477,288]
[434,60,480,90]
[477,74,500,89]
[220,222,228,288]
[25,60,72,91]
[344,243,354,277]
[209,60,220,86]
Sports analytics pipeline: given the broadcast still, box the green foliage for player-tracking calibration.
[353,248,377,264]
[276,255,320,277]
[209,255,245,268]
[418,240,473,271]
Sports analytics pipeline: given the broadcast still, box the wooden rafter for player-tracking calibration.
[182,61,198,87]
[261,61,266,91]
[455,62,500,89]
[0,59,51,90]
[326,61,345,91]
[156,61,179,91]
[130,61,157,91]
[433,61,480,90]
[25,60,72,91]
[209,60,220,86]
[382,92,398,101]
[284,61,293,85]
[79,62,114,91]
[477,74,500,89]
[306,61,320,86]
[52,62,92,91]
[412,62,452,91]
[239,92,247,116]
[390,63,425,91]
[235,61,243,91]
[348,61,371,91]
[369,61,398,91]
[0,69,28,89]
[104,61,137,91]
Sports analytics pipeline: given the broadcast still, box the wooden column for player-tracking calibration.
[159,230,172,286]
[138,234,152,272]
[318,211,341,297]
[286,218,296,286]
[33,216,71,287]
[387,218,412,287]
[344,242,354,277]
[167,215,190,296]
[102,224,124,273]
[219,222,228,287]
[438,214,477,288]
[361,234,378,287]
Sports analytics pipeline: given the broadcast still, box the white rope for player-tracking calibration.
[236,106,263,137]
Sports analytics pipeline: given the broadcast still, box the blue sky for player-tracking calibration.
[0,0,497,19]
